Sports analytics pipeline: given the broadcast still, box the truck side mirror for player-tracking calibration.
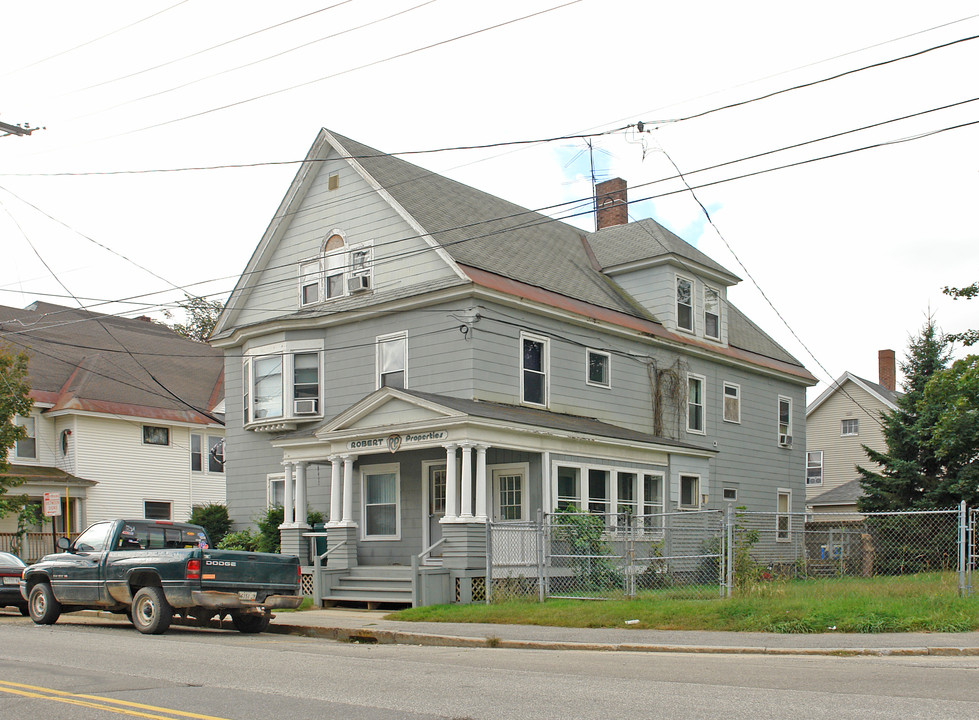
[57,537,71,551]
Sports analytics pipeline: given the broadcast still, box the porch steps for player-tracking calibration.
[323,566,414,608]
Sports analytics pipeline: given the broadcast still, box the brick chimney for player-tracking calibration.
[878,349,896,391]
[595,178,628,230]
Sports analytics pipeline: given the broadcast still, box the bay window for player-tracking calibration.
[245,351,322,425]
[253,355,283,419]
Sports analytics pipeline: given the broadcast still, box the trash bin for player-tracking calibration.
[312,522,328,557]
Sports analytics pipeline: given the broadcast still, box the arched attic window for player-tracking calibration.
[323,232,346,299]
[298,229,373,306]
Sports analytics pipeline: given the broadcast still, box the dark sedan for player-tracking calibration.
[0,551,29,615]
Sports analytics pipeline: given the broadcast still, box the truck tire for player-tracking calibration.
[131,586,172,635]
[230,610,270,634]
[28,583,61,625]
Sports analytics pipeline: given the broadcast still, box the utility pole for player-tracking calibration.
[0,119,43,138]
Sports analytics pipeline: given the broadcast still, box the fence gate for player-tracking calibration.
[968,506,979,597]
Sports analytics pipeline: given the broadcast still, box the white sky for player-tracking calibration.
[1,0,977,403]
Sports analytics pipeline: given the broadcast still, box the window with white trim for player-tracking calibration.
[267,474,285,508]
[687,374,705,434]
[142,425,170,446]
[520,333,548,406]
[299,260,321,306]
[587,469,610,517]
[704,285,720,340]
[679,475,700,509]
[362,464,400,539]
[676,276,694,331]
[778,396,792,446]
[298,233,373,306]
[144,500,172,520]
[807,451,823,486]
[723,382,740,423]
[207,436,224,473]
[14,415,36,459]
[377,333,406,389]
[777,489,791,541]
[722,487,737,501]
[841,419,859,436]
[245,351,322,424]
[556,466,580,512]
[586,349,610,388]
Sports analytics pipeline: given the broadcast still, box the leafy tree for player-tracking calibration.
[857,318,951,511]
[163,294,223,342]
[188,502,233,546]
[921,355,979,505]
[943,281,978,347]
[0,345,34,522]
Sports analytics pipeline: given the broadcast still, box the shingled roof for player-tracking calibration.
[0,302,223,425]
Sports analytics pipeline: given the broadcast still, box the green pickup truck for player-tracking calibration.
[20,519,302,635]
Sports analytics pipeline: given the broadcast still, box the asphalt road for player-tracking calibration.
[3,611,979,719]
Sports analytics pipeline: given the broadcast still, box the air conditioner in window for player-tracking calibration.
[348,275,370,293]
[293,398,318,415]
[779,434,793,447]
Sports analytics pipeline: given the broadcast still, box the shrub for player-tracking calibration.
[188,502,232,546]
[217,529,258,551]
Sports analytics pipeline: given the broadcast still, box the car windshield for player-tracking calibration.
[73,522,113,553]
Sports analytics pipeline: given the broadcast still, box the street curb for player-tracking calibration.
[263,621,979,657]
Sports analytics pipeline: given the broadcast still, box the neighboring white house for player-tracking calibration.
[1,302,226,548]
[805,349,901,516]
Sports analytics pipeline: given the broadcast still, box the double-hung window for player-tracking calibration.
[293,352,320,413]
[253,355,283,419]
[299,261,321,306]
[15,415,36,459]
[704,286,720,339]
[587,469,611,518]
[142,425,170,446]
[778,396,792,446]
[687,374,705,434]
[723,382,740,423]
[377,333,406,389]
[806,451,823,485]
[520,333,548,406]
[556,466,581,512]
[841,419,859,436]
[676,276,694,332]
[191,433,223,473]
[586,349,611,388]
[679,475,700,509]
[362,464,400,539]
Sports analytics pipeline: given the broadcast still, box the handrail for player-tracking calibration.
[418,537,445,562]
[316,539,347,564]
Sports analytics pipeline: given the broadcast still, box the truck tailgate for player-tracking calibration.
[200,550,299,594]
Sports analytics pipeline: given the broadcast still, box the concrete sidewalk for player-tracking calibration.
[265,608,979,657]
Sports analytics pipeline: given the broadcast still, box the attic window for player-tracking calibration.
[676,276,693,332]
[328,172,340,191]
[704,286,720,340]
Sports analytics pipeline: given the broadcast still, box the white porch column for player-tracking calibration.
[295,461,308,527]
[282,462,295,526]
[340,454,357,526]
[474,444,488,522]
[328,455,342,526]
[442,444,458,522]
[459,443,474,519]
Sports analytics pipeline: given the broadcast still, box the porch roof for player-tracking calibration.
[272,388,710,453]
[0,464,94,486]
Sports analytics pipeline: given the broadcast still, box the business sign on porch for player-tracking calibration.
[348,430,449,453]
[43,492,62,517]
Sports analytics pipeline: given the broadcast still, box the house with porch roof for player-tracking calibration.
[210,128,817,605]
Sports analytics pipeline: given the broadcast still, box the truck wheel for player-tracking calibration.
[29,583,61,625]
[230,611,270,634]
[131,586,172,635]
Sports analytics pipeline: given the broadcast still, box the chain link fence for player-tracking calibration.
[486,504,977,603]
[487,510,725,602]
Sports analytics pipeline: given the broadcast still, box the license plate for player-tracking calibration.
[2,577,19,586]
[238,591,256,601]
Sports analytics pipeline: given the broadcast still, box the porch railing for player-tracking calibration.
[0,532,79,562]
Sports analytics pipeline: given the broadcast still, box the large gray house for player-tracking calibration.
[210,128,816,605]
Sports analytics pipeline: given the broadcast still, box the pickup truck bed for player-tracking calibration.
[20,519,302,635]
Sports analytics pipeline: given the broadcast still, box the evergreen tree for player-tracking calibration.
[0,345,34,520]
[857,318,951,511]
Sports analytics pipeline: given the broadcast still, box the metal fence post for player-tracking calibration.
[537,509,545,603]
[726,504,734,597]
[485,519,493,604]
[959,500,967,597]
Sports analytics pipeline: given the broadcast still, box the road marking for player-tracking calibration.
[0,680,233,720]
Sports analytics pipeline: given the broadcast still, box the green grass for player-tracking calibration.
[388,572,979,633]
[276,597,315,613]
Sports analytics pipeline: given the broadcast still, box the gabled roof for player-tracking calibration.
[214,128,812,379]
[0,302,224,425]
[586,218,741,285]
[806,371,902,416]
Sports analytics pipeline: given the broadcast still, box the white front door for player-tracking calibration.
[492,468,526,522]
[491,465,536,566]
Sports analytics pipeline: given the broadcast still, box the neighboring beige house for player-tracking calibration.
[805,349,901,516]
[1,302,226,555]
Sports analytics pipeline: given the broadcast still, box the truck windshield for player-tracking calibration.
[74,522,113,553]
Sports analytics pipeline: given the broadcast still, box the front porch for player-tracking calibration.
[271,388,711,607]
